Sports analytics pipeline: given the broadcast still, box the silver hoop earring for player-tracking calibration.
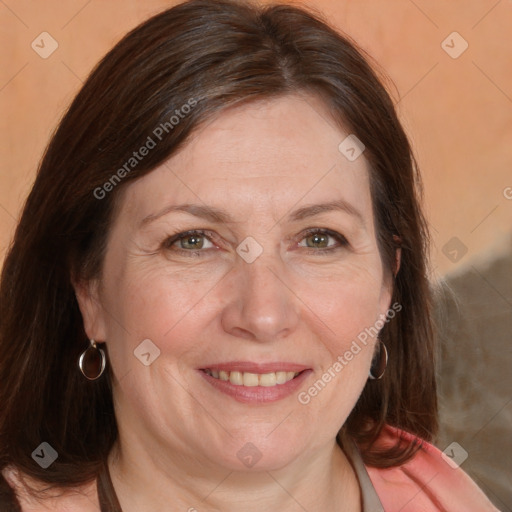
[369,339,388,380]
[78,339,106,380]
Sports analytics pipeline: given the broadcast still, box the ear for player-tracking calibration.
[394,247,402,277]
[379,242,402,317]
[392,235,402,277]
[72,277,108,342]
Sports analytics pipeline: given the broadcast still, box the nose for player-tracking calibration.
[220,259,300,343]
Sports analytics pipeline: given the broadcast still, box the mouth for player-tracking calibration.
[198,363,312,403]
[201,368,303,387]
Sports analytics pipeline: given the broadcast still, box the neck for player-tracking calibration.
[106,433,361,512]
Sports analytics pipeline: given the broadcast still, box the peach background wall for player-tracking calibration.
[1,0,511,277]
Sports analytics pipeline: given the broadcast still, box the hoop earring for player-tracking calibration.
[78,339,106,380]
[369,339,388,380]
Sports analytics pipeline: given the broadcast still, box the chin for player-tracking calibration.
[204,433,309,473]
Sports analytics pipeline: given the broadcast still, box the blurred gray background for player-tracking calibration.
[436,236,512,511]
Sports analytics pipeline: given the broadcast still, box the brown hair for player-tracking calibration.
[0,0,437,505]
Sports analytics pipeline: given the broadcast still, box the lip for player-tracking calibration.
[198,365,313,404]
[198,361,311,373]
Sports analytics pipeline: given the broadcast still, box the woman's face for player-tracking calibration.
[78,94,394,473]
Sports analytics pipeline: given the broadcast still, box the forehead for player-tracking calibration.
[119,93,372,226]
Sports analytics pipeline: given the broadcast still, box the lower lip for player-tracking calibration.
[198,369,312,404]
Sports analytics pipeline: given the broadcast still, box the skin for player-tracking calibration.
[74,93,398,512]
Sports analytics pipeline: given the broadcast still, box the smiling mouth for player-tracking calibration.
[201,369,303,387]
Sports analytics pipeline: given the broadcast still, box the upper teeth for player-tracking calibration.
[204,369,299,387]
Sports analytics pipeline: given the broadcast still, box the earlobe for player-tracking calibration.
[72,277,107,342]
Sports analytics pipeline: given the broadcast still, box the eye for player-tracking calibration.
[178,233,213,250]
[297,229,348,252]
[163,230,216,254]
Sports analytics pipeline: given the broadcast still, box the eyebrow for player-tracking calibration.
[139,204,232,228]
[139,199,365,228]
[288,199,365,225]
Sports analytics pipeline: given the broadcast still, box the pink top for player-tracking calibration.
[358,425,499,511]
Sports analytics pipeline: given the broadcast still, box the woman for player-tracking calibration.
[0,0,498,510]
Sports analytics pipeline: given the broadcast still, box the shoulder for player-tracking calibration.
[365,425,499,512]
[1,465,100,512]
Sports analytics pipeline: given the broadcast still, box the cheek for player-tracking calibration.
[295,258,386,349]
[100,254,227,371]
[289,261,385,420]
[305,277,381,371]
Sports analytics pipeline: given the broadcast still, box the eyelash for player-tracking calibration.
[298,228,349,254]
[161,228,348,257]
[162,229,218,257]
